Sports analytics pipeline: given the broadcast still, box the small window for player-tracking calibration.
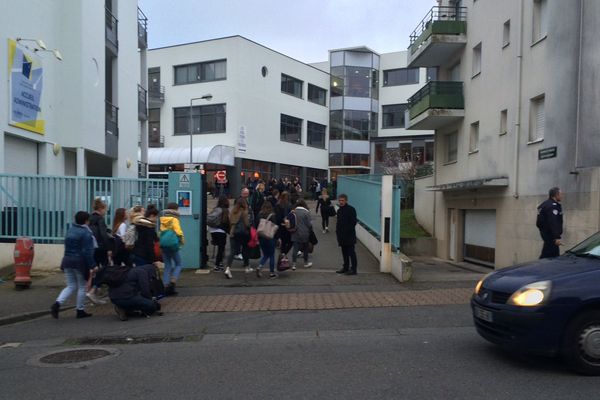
[469,122,479,153]
[173,59,226,85]
[280,114,302,144]
[472,43,482,77]
[426,67,438,82]
[446,132,458,163]
[503,20,511,47]
[529,95,545,141]
[281,74,303,98]
[308,84,327,106]
[261,66,268,77]
[500,109,508,135]
[383,68,419,86]
[533,0,548,43]
[382,104,408,129]
[307,121,326,148]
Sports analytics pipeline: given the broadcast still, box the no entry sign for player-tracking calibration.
[215,170,227,183]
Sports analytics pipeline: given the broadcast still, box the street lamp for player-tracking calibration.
[189,94,213,169]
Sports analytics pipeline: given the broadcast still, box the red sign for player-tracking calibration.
[215,170,227,183]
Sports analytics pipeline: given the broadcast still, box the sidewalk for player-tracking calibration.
[0,200,484,324]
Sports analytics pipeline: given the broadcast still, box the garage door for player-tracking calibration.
[464,210,496,266]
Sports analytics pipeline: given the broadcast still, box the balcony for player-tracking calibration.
[148,84,165,108]
[149,135,165,148]
[105,101,119,158]
[105,7,118,57]
[407,6,467,68]
[138,84,147,121]
[137,7,148,49]
[406,81,464,130]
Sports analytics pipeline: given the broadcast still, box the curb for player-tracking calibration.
[0,306,75,327]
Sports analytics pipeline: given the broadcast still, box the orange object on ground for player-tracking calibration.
[14,237,34,289]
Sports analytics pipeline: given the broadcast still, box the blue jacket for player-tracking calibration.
[61,224,96,279]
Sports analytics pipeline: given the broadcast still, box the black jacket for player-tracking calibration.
[336,204,357,246]
[89,211,112,251]
[316,197,332,217]
[109,264,155,301]
[133,223,158,262]
[537,198,563,242]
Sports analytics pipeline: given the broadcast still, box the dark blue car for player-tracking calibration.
[472,232,600,375]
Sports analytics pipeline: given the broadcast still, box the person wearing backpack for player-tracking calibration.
[159,202,185,296]
[108,264,161,321]
[291,200,313,269]
[132,206,159,266]
[86,198,112,305]
[537,186,563,259]
[257,201,278,278]
[207,196,230,272]
[225,198,251,279]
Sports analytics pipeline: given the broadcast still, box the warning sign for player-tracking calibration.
[215,170,227,184]
[179,174,191,188]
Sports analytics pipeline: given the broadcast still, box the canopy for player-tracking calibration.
[147,145,235,166]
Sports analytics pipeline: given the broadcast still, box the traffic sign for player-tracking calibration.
[215,170,226,181]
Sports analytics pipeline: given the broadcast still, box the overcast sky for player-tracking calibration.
[139,0,435,63]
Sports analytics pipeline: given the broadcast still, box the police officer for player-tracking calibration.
[536,187,563,258]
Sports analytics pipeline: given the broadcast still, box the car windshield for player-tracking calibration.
[568,231,600,257]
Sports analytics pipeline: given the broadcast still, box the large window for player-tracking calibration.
[281,74,303,98]
[308,84,327,106]
[529,95,545,141]
[174,59,226,85]
[383,68,419,86]
[307,121,326,148]
[330,111,343,140]
[280,114,302,144]
[346,66,373,97]
[173,104,226,135]
[382,104,408,129]
[343,110,371,140]
[445,132,458,163]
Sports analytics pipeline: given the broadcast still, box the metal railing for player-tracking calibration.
[407,81,464,116]
[105,100,119,136]
[0,174,168,243]
[409,6,467,47]
[105,7,118,51]
[148,85,165,104]
[138,84,147,120]
[137,7,148,49]
[149,135,165,148]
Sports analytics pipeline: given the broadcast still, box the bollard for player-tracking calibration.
[14,237,34,290]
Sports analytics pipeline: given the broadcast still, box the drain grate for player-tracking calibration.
[40,349,111,364]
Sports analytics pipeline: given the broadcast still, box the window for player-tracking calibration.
[382,104,408,129]
[500,109,508,135]
[426,67,438,82]
[343,110,371,140]
[281,74,303,98]
[472,43,482,77]
[308,84,327,106]
[307,121,326,148]
[173,59,226,85]
[383,68,419,86]
[446,132,458,163]
[533,0,548,43]
[280,114,302,144]
[529,95,545,141]
[425,141,434,162]
[469,122,479,153]
[173,104,226,135]
[330,110,343,140]
[503,20,511,47]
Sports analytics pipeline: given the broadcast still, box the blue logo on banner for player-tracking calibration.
[22,55,32,79]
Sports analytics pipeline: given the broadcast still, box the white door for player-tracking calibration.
[464,210,496,267]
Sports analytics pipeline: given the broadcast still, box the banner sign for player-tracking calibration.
[8,39,45,134]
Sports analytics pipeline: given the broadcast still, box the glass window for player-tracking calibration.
[173,104,226,135]
[374,143,385,163]
[382,104,408,129]
[425,141,434,163]
[329,153,342,166]
[308,84,327,106]
[529,95,545,141]
[371,69,379,100]
[472,43,482,77]
[174,59,226,85]
[383,68,419,86]
[281,74,303,98]
[446,132,458,163]
[469,121,479,152]
[426,67,438,82]
[343,110,370,140]
[345,66,371,97]
[307,121,326,148]
[330,111,343,140]
[400,143,412,162]
[280,114,302,144]
[500,109,508,134]
[503,20,511,47]
[330,66,345,97]
[533,0,548,43]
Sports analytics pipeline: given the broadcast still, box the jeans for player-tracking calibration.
[341,245,357,272]
[133,255,152,267]
[259,237,276,273]
[211,232,227,266]
[321,215,330,230]
[91,249,108,288]
[112,295,157,316]
[162,248,183,283]
[292,242,309,263]
[56,268,87,310]
[227,235,249,267]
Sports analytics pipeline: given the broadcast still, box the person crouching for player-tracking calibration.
[109,264,160,321]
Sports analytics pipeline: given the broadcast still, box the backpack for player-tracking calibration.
[232,217,249,238]
[122,225,137,250]
[159,229,179,252]
[207,207,222,228]
[103,264,131,288]
[284,210,297,232]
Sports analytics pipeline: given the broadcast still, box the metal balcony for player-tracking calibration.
[148,85,165,108]
[137,7,148,49]
[105,7,118,57]
[138,85,147,121]
[406,81,464,130]
[407,6,467,68]
[105,101,119,158]
[149,135,165,148]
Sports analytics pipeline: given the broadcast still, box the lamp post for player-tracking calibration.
[189,94,213,170]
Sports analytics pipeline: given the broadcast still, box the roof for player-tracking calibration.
[148,145,235,166]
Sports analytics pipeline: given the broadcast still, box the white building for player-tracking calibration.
[147,36,433,193]
[0,0,147,178]
[410,0,600,267]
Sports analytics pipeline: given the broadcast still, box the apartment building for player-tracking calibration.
[409,0,600,267]
[1,0,148,178]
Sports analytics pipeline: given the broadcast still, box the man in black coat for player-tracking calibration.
[108,264,160,321]
[536,186,563,259]
[335,194,358,275]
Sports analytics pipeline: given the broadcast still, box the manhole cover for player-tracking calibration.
[28,347,120,368]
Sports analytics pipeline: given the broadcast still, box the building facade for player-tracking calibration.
[0,0,147,178]
[409,0,600,267]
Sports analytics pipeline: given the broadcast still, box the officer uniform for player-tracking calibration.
[537,198,563,258]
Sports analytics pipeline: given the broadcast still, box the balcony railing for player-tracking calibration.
[407,81,464,120]
[148,84,165,104]
[409,6,467,54]
[137,7,148,49]
[149,135,165,148]
[105,7,118,54]
[138,84,147,120]
[105,101,119,136]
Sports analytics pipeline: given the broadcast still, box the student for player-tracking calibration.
[132,206,159,266]
[315,188,334,233]
[257,201,278,278]
[225,198,251,279]
[291,200,313,269]
[109,264,161,321]
[208,196,230,271]
[87,198,112,305]
[159,202,185,296]
[112,208,130,266]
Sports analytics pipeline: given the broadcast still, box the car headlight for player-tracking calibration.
[507,280,552,307]
[474,273,493,295]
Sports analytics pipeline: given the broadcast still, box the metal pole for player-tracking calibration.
[189,94,213,171]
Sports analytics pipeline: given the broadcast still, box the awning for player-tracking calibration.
[426,177,508,192]
[148,145,235,166]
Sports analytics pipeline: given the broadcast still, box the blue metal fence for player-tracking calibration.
[338,175,402,250]
[0,174,168,243]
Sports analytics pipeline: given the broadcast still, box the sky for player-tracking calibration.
[138,0,435,63]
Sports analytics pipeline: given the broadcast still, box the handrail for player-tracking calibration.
[409,6,467,46]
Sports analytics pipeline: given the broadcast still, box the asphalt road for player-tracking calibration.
[1,304,598,399]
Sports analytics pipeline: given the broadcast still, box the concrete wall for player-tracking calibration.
[414,175,435,234]
[0,243,62,272]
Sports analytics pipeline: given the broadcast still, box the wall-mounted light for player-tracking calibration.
[126,159,132,169]
[52,143,61,156]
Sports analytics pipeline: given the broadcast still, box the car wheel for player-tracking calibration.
[563,310,600,375]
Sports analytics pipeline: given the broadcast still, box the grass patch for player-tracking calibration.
[400,209,430,238]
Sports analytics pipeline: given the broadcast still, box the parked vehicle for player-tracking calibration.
[472,231,600,375]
